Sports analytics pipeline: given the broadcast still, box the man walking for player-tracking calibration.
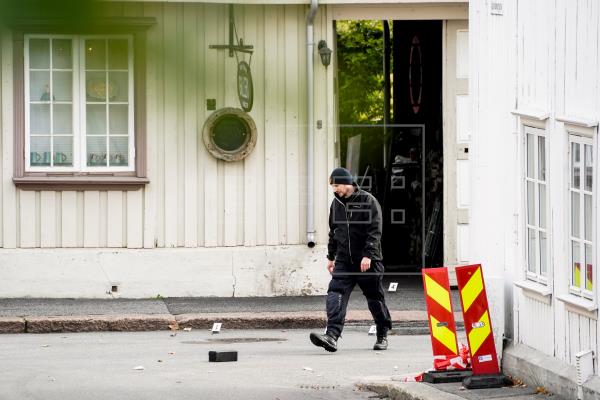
[310,167,392,352]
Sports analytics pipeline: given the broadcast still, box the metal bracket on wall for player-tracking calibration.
[209,4,254,57]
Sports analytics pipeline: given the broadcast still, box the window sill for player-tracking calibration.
[514,280,552,304]
[556,294,598,319]
[13,176,149,191]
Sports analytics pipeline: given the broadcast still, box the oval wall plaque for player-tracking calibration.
[237,61,254,112]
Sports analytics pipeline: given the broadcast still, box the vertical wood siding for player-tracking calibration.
[473,0,600,369]
[0,3,332,249]
[518,294,554,355]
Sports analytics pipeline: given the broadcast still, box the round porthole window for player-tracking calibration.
[202,108,257,161]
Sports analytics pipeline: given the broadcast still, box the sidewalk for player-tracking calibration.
[0,276,464,334]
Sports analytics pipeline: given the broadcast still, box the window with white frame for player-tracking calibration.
[25,35,134,172]
[524,126,549,283]
[569,134,595,299]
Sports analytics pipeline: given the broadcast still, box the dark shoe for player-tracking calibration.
[373,336,388,351]
[310,332,338,352]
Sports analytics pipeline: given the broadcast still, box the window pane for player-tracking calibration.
[52,39,72,69]
[585,144,593,192]
[29,38,50,69]
[539,183,546,229]
[527,181,535,225]
[86,104,106,135]
[30,71,51,101]
[108,39,128,70]
[108,72,128,102]
[30,104,50,134]
[540,231,547,276]
[528,228,537,273]
[53,136,73,166]
[52,71,72,101]
[30,136,51,166]
[572,241,581,288]
[572,142,581,189]
[572,191,580,238]
[86,71,107,102]
[585,244,593,291]
[538,136,546,181]
[85,39,106,70]
[527,133,534,179]
[584,194,592,241]
[109,105,128,135]
[109,137,128,166]
[53,104,72,134]
[87,136,107,167]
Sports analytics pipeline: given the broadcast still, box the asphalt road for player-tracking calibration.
[0,328,432,400]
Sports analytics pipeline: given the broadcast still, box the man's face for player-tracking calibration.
[331,183,354,198]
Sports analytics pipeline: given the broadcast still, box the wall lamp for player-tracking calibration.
[318,40,332,67]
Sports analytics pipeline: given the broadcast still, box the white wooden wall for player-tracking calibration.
[471,0,600,371]
[0,3,334,250]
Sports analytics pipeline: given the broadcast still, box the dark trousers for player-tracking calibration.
[325,260,392,338]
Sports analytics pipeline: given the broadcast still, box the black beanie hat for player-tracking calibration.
[329,167,354,185]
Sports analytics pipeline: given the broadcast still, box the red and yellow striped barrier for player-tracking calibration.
[455,264,500,376]
[422,267,459,365]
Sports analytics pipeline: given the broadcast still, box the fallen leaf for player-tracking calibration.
[303,367,314,372]
[41,344,49,348]
[133,366,145,371]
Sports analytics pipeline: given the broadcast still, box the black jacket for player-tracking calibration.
[327,185,383,264]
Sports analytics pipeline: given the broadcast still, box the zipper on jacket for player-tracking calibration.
[335,197,353,261]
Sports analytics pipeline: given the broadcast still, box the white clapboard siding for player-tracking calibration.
[183,3,199,248]
[0,29,3,248]
[142,2,160,249]
[107,191,124,247]
[518,294,554,355]
[2,29,16,249]
[40,191,57,248]
[202,4,220,248]
[2,3,330,250]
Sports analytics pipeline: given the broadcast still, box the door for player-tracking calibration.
[443,20,469,284]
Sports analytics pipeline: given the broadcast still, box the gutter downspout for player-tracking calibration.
[306,0,318,248]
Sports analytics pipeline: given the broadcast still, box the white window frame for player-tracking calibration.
[24,34,135,173]
[568,131,596,301]
[523,125,550,285]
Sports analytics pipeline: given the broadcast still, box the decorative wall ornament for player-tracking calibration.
[202,107,257,162]
[209,4,255,111]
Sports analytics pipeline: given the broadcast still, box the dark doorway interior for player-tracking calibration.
[337,20,444,272]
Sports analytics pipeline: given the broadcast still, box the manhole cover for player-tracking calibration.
[181,338,287,344]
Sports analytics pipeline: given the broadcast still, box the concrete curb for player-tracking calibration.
[362,381,464,400]
[0,317,26,333]
[0,310,432,334]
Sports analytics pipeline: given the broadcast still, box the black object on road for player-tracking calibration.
[209,351,238,362]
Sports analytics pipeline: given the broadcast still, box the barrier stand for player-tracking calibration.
[455,264,511,389]
[422,267,472,383]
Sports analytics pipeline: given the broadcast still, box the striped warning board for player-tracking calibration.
[455,264,500,375]
[422,267,459,364]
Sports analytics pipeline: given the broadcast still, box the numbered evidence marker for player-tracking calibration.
[368,325,377,336]
[388,282,398,292]
[212,322,222,334]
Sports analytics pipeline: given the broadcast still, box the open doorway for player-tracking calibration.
[336,20,443,272]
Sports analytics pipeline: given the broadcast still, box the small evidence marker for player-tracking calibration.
[212,322,222,334]
[388,282,398,292]
[368,325,377,336]
[208,351,237,362]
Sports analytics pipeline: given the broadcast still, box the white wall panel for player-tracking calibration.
[456,94,470,142]
[456,29,468,79]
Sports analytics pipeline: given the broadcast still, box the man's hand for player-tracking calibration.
[327,260,335,274]
[360,257,371,272]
